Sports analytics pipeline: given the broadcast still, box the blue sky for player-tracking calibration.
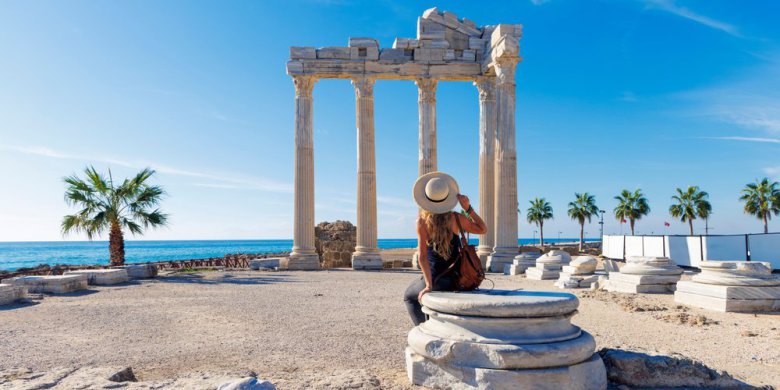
[1,0,779,241]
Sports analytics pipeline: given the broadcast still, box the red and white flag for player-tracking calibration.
[620,219,627,224]
[664,222,671,227]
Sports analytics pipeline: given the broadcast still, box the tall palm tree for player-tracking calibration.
[526,198,553,248]
[62,166,169,266]
[613,189,650,236]
[567,193,599,252]
[739,178,780,233]
[669,186,710,236]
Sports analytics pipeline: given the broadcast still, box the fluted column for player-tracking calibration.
[416,78,438,176]
[475,77,497,269]
[351,76,382,270]
[286,75,320,270]
[487,58,521,273]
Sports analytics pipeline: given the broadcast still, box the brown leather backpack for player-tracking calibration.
[436,213,485,291]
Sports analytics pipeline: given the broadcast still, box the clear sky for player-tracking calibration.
[1,0,779,241]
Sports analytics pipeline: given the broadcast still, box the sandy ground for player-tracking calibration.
[1,256,779,389]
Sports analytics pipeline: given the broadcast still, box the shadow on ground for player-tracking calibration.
[150,272,295,285]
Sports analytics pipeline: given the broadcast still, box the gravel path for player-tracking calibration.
[1,268,778,389]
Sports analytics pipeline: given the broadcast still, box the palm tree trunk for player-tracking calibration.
[109,221,125,266]
[579,223,584,253]
[764,214,769,234]
[539,221,544,249]
[688,219,694,236]
[630,219,635,236]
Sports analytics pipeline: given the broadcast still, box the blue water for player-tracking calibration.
[0,238,599,271]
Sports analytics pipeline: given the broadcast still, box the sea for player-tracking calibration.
[0,238,599,271]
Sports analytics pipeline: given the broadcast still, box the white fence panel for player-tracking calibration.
[703,236,747,261]
[644,236,666,257]
[686,237,704,268]
[625,236,644,258]
[602,235,624,259]
[748,234,780,270]
[666,236,692,266]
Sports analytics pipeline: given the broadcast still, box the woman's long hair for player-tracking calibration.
[420,210,453,259]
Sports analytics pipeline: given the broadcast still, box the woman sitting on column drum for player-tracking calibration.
[404,172,487,325]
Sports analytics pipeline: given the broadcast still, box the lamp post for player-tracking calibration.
[558,231,562,242]
[598,210,605,240]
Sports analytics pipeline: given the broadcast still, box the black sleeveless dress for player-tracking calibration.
[427,233,461,285]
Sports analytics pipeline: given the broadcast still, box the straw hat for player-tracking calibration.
[413,172,460,214]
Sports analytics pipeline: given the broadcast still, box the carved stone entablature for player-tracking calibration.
[287,8,522,81]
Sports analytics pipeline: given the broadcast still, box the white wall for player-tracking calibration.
[603,235,624,259]
[644,236,666,257]
[625,236,643,257]
[666,236,693,267]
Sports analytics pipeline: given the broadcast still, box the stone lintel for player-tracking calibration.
[287,60,481,81]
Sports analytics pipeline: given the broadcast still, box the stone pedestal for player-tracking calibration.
[526,250,571,280]
[675,261,780,312]
[117,264,157,279]
[607,256,683,294]
[0,283,27,305]
[65,269,129,285]
[555,256,599,289]
[406,290,607,389]
[506,252,540,275]
[1,275,88,294]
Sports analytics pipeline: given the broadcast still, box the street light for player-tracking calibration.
[558,231,562,242]
[598,210,605,239]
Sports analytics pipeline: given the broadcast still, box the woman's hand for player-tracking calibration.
[418,286,431,301]
[457,194,471,210]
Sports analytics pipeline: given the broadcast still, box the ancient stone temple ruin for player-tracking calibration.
[285,8,523,271]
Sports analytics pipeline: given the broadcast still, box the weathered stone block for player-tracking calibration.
[674,290,780,313]
[348,37,378,48]
[379,48,412,61]
[606,279,675,294]
[290,46,316,59]
[64,269,128,285]
[119,264,157,279]
[350,47,379,60]
[460,49,476,61]
[608,272,681,285]
[420,39,449,49]
[316,47,352,60]
[525,267,560,280]
[413,48,445,63]
[0,283,27,305]
[675,280,780,300]
[249,258,281,270]
[2,275,88,294]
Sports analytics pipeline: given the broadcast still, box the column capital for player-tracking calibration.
[415,78,438,103]
[352,76,376,99]
[474,77,496,102]
[494,58,519,85]
[292,76,316,98]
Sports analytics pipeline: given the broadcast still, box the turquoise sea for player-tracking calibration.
[0,238,599,271]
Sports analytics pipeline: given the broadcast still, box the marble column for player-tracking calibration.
[487,58,521,273]
[412,78,438,269]
[351,76,383,270]
[286,75,320,270]
[474,77,497,269]
[416,78,438,176]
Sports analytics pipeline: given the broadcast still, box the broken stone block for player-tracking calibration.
[348,37,378,48]
[442,11,460,29]
[249,258,281,270]
[118,264,157,279]
[289,46,316,59]
[0,283,27,305]
[286,61,303,75]
[417,18,446,40]
[64,269,128,285]
[379,48,412,61]
[316,47,352,60]
[350,46,379,60]
[2,274,88,294]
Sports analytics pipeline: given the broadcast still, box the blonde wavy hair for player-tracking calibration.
[420,210,454,259]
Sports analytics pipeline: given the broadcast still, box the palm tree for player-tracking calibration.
[613,189,650,236]
[567,193,599,252]
[739,178,780,233]
[62,166,169,266]
[669,186,711,236]
[526,198,553,248]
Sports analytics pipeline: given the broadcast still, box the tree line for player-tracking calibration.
[524,178,780,252]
